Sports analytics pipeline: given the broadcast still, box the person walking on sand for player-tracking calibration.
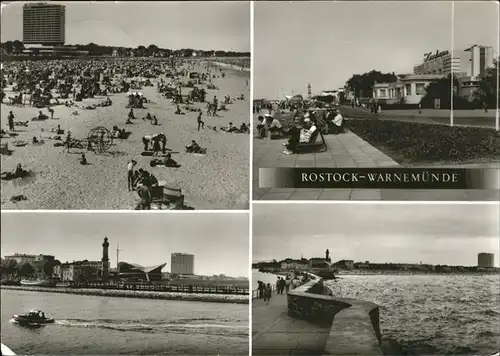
[48,106,54,119]
[64,130,72,153]
[197,112,205,131]
[136,182,152,210]
[212,96,220,117]
[127,159,137,191]
[8,111,15,131]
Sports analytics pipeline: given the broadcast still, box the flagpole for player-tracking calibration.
[450,1,454,127]
[496,6,499,131]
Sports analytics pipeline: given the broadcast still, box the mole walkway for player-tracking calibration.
[253,132,499,201]
[252,292,330,355]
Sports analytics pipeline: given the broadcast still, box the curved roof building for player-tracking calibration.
[117,262,166,281]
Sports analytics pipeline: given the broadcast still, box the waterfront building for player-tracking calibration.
[23,3,65,46]
[59,261,103,282]
[478,253,494,268]
[4,253,54,264]
[309,258,329,268]
[117,262,166,281]
[171,253,195,275]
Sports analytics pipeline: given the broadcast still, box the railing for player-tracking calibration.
[68,281,249,295]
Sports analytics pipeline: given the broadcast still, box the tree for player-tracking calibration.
[147,44,159,57]
[4,41,14,54]
[345,70,398,99]
[473,57,499,109]
[43,261,54,277]
[18,262,35,278]
[12,40,24,54]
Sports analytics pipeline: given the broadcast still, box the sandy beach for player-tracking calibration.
[0,58,250,210]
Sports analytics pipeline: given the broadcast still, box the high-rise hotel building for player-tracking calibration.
[23,3,65,46]
[171,253,195,275]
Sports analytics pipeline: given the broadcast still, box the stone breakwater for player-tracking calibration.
[1,285,249,304]
[287,276,383,355]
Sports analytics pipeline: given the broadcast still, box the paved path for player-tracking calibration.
[253,132,499,201]
[252,292,330,355]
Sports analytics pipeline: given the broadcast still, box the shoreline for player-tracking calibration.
[211,61,250,72]
[1,285,249,304]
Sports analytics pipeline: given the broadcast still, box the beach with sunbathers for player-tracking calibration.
[0,58,250,209]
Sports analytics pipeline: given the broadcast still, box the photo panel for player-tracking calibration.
[0,1,250,210]
[252,203,500,356]
[1,212,250,355]
[253,1,499,202]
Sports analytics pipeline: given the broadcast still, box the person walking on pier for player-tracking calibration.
[264,283,272,305]
[285,277,291,293]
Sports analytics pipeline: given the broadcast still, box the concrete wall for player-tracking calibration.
[287,277,383,355]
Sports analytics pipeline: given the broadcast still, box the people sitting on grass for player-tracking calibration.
[1,163,29,180]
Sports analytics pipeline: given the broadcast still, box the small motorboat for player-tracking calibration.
[13,309,55,326]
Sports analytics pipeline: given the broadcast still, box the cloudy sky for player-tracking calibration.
[1,213,249,277]
[1,1,250,52]
[253,203,500,267]
[254,1,499,99]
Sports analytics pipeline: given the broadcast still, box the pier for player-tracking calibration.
[252,275,383,355]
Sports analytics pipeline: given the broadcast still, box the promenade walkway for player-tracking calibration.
[252,292,330,355]
[253,132,499,201]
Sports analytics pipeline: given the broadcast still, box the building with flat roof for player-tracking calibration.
[23,3,65,46]
[4,253,55,264]
[171,253,195,275]
[478,253,494,268]
[373,74,444,105]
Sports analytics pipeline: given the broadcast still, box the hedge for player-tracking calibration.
[346,119,500,163]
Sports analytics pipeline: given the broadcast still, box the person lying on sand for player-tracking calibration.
[1,163,29,180]
[14,121,29,127]
[32,136,44,144]
[33,110,48,121]
[185,140,206,154]
[150,153,181,168]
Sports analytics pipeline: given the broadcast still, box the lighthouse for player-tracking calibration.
[307,83,312,98]
[102,237,110,280]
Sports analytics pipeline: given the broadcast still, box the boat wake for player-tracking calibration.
[55,317,248,338]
